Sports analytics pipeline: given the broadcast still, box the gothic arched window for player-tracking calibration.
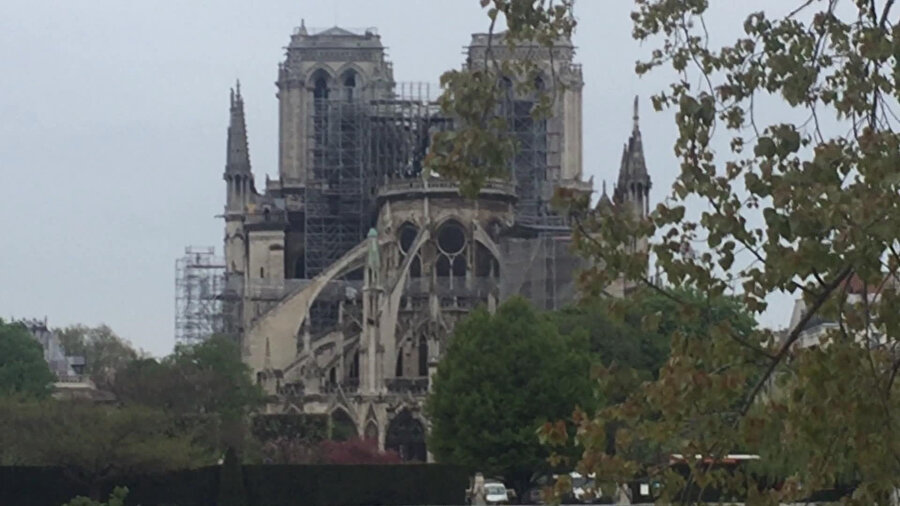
[436,220,467,283]
[314,76,329,99]
[417,335,428,377]
[342,71,357,101]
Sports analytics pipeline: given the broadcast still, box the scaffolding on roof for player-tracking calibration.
[303,84,449,279]
[175,246,225,347]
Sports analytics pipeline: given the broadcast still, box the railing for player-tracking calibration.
[322,378,360,394]
[277,382,305,398]
[405,277,499,297]
[385,377,429,395]
[516,214,570,228]
[54,375,87,384]
[378,178,516,198]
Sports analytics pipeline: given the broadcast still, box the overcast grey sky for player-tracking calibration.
[0,0,792,356]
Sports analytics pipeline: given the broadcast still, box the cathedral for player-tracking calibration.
[219,24,651,461]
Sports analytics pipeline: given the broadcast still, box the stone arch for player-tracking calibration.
[289,238,374,338]
[336,63,367,101]
[364,420,379,442]
[330,408,357,441]
[335,62,368,87]
[397,221,420,269]
[385,410,426,462]
[395,321,436,378]
[398,222,419,257]
[305,66,337,90]
[475,242,500,278]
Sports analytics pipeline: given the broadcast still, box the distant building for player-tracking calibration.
[786,274,896,350]
[17,318,84,381]
[17,318,112,401]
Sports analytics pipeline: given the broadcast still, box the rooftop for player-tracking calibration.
[289,22,383,49]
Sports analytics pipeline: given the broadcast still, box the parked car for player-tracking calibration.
[485,480,510,505]
[570,472,598,503]
[522,486,545,505]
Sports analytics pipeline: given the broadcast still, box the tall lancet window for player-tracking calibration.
[342,71,357,101]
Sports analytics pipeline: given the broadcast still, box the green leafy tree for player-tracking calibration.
[0,398,208,499]
[113,335,263,456]
[114,335,262,421]
[0,319,56,398]
[56,324,138,390]
[551,290,755,464]
[167,335,262,420]
[426,297,593,496]
[440,1,900,504]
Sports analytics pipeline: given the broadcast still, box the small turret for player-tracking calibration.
[225,80,254,211]
[613,96,651,217]
[596,180,613,211]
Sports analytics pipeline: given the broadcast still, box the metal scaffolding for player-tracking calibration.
[499,231,583,311]
[303,84,446,279]
[506,98,562,226]
[175,246,225,347]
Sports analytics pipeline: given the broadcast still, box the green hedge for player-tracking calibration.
[0,464,467,506]
[243,465,468,506]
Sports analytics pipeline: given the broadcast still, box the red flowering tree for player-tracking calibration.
[261,436,401,465]
[318,437,402,465]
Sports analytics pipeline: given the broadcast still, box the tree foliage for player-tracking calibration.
[56,324,138,390]
[62,487,129,506]
[425,0,575,197]
[113,335,262,421]
[440,0,900,503]
[0,319,56,398]
[112,335,263,456]
[0,398,207,498]
[426,297,593,495]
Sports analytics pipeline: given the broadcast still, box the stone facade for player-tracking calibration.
[219,24,651,461]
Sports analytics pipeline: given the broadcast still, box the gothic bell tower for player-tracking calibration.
[275,21,395,192]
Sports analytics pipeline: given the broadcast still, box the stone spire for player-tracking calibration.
[226,80,251,175]
[613,96,652,215]
[596,179,613,210]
